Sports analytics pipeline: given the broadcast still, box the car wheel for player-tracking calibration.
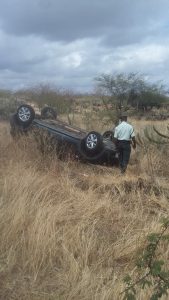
[102,130,113,140]
[41,106,57,120]
[16,104,35,127]
[78,146,106,163]
[81,131,103,155]
[10,113,30,138]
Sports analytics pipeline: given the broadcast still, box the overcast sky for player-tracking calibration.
[0,0,169,92]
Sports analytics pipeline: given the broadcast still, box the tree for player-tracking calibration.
[95,73,137,110]
[95,73,168,123]
[19,84,75,115]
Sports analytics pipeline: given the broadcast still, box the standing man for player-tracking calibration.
[114,113,136,173]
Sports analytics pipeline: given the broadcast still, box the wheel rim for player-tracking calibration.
[86,133,98,149]
[18,107,31,122]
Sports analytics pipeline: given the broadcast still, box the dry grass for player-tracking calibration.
[0,121,169,300]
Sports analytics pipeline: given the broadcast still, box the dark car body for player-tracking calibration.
[10,105,118,165]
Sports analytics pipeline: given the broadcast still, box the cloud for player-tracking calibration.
[0,0,169,91]
[1,0,169,44]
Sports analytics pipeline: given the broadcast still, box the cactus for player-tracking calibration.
[135,125,169,180]
[141,125,169,145]
[153,125,169,140]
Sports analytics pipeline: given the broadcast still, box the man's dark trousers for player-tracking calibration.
[117,140,131,173]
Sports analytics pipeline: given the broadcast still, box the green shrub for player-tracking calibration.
[122,218,169,300]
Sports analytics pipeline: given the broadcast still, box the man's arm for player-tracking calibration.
[130,126,136,149]
[113,127,118,144]
[131,136,136,149]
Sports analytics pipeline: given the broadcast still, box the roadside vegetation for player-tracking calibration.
[0,73,169,299]
[0,72,169,127]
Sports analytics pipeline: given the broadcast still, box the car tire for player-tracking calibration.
[102,130,113,140]
[80,131,103,155]
[10,113,30,138]
[16,104,35,127]
[78,146,106,163]
[41,106,57,120]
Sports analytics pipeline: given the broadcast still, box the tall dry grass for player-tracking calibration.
[0,122,169,299]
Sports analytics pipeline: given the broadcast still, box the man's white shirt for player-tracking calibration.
[114,121,135,141]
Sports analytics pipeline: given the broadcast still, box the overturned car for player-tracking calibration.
[9,104,118,165]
